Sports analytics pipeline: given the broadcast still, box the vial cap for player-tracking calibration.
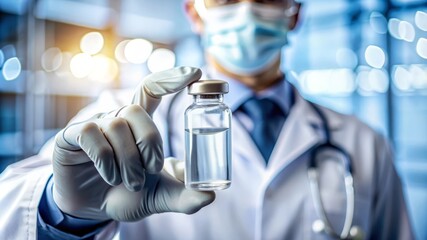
[187,80,229,95]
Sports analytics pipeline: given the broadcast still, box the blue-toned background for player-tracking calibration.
[0,0,426,238]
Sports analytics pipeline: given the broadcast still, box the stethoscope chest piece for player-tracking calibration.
[312,218,364,239]
[348,226,364,240]
[312,219,326,233]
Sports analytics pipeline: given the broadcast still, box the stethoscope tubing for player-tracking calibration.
[308,103,356,239]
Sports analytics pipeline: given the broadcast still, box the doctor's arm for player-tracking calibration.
[38,67,215,238]
[369,135,415,240]
[0,67,214,239]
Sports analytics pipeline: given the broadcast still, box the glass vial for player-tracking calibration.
[185,80,232,191]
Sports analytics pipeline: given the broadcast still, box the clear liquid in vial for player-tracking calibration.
[185,127,231,191]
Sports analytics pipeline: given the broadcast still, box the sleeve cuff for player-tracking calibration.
[37,176,110,239]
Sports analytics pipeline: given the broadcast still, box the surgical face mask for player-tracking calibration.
[197,1,293,75]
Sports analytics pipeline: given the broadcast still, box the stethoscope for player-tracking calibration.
[165,80,364,239]
[309,104,364,239]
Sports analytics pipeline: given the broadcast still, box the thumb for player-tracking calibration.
[159,171,216,215]
[103,171,215,222]
[132,66,202,115]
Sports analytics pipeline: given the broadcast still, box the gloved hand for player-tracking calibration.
[52,66,215,222]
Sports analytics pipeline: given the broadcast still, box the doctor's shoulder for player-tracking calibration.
[311,103,397,200]
[313,103,391,153]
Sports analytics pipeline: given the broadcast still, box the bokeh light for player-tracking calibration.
[398,21,415,42]
[393,66,412,91]
[365,45,386,69]
[416,38,427,59]
[393,65,427,92]
[70,53,93,78]
[300,69,356,95]
[415,11,427,31]
[388,18,401,39]
[1,45,16,59]
[0,49,4,67]
[55,52,73,77]
[335,48,358,69]
[115,40,130,63]
[124,38,153,64]
[41,47,63,72]
[147,48,176,73]
[357,67,390,94]
[2,57,21,81]
[88,54,118,83]
[356,69,371,93]
[368,69,389,93]
[369,12,388,34]
[80,32,104,55]
[410,65,427,89]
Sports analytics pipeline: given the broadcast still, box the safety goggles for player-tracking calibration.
[203,0,295,8]
[195,0,298,21]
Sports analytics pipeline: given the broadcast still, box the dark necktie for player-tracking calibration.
[240,97,286,164]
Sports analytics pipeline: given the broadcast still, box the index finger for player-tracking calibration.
[132,66,202,115]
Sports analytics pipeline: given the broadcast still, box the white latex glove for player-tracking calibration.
[52,66,215,222]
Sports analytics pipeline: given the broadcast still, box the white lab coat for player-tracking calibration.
[0,87,414,240]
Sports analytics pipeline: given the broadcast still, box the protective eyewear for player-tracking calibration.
[195,0,298,20]
[204,0,295,9]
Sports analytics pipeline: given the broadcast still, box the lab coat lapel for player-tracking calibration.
[268,91,333,173]
[231,87,345,172]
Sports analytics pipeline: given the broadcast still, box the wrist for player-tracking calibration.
[38,176,110,237]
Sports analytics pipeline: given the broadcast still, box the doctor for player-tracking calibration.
[0,0,414,239]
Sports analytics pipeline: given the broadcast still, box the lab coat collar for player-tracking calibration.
[267,87,344,174]
[231,84,346,173]
[294,89,344,131]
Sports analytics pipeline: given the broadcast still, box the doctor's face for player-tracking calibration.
[186,0,301,91]
[201,0,296,9]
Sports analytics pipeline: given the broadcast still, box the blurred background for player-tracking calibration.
[0,0,426,238]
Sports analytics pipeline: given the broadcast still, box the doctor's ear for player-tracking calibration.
[185,0,204,34]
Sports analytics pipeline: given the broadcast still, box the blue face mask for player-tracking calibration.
[199,2,291,75]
